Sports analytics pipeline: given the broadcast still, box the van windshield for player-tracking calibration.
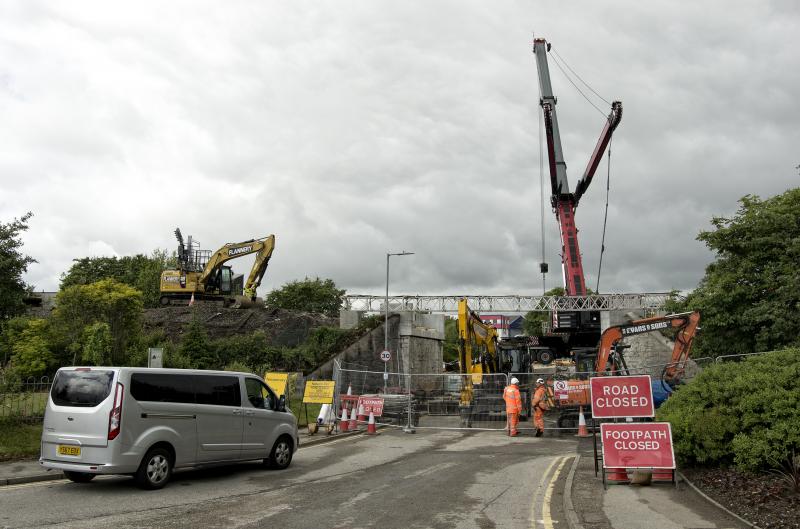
[51,370,115,407]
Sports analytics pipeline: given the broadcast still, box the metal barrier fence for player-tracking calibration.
[0,376,50,423]
[333,357,718,433]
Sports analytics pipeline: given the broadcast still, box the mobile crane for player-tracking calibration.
[532,36,623,354]
[159,229,276,307]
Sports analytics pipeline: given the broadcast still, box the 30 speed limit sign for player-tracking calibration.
[380,350,391,362]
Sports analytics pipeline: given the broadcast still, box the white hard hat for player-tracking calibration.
[510,377,520,385]
[536,378,545,385]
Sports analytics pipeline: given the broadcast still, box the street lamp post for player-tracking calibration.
[385,251,414,394]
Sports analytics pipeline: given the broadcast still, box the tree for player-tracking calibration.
[8,319,54,379]
[266,277,345,316]
[0,212,36,321]
[443,318,459,363]
[676,189,800,357]
[81,322,112,365]
[51,279,143,365]
[60,250,173,308]
[179,314,216,369]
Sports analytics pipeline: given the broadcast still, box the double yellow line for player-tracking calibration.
[531,455,571,529]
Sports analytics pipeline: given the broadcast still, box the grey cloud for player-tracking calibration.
[2,1,796,300]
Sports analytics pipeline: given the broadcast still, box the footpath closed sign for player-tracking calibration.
[357,396,385,417]
[601,423,675,469]
[302,381,335,404]
[590,375,654,418]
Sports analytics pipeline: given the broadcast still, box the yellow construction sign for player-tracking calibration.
[303,381,336,404]
[264,372,289,396]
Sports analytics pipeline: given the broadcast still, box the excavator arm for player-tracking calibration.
[594,311,701,381]
[242,235,275,300]
[199,235,276,299]
[457,299,500,406]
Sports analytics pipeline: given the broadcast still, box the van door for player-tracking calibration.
[128,372,198,467]
[194,374,244,462]
[41,369,116,463]
[241,377,284,460]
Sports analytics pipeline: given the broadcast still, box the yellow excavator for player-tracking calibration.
[456,298,500,426]
[159,228,275,308]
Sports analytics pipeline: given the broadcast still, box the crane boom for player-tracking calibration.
[533,37,622,297]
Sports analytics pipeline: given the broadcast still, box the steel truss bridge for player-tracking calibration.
[342,293,675,313]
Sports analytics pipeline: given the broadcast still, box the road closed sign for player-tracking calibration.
[590,375,654,418]
[600,423,675,469]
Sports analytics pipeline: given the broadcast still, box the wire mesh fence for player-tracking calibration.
[0,376,50,424]
[333,356,722,433]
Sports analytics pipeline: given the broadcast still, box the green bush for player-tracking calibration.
[657,348,800,471]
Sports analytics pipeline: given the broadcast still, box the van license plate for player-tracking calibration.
[57,445,81,456]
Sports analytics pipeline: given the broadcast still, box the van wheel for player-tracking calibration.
[64,471,95,483]
[265,436,293,470]
[135,447,172,489]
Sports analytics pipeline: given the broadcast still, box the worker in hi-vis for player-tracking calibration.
[531,377,548,437]
[503,377,522,436]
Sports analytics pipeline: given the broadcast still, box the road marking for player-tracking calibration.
[542,457,570,529]
[0,475,120,492]
[530,455,571,529]
[530,456,561,528]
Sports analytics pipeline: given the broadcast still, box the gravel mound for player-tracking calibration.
[143,305,338,345]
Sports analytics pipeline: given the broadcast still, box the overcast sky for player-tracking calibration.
[2,1,797,297]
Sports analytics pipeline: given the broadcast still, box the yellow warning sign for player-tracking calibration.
[303,381,336,404]
[264,372,289,396]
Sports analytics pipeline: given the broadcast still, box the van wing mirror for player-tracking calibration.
[278,395,286,412]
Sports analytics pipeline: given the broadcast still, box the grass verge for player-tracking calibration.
[291,402,322,427]
[0,422,41,462]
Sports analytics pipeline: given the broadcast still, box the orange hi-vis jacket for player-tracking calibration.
[503,385,522,414]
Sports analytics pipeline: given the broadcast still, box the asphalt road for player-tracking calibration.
[0,429,577,529]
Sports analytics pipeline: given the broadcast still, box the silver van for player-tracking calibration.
[40,367,298,489]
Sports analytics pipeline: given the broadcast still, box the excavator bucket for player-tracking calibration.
[231,296,265,309]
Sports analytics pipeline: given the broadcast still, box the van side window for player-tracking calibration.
[131,374,194,403]
[244,378,275,410]
[195,375,241,407]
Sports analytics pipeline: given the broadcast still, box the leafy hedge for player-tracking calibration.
[656,349,800,471]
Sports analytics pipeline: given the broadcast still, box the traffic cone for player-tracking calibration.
[576,407,591,438]
[347,384,352,396]
[339,407,349,432]
[189,293,195,307]
[357,404,366,424]
[367,411,377,434]
[349,406,358,430]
